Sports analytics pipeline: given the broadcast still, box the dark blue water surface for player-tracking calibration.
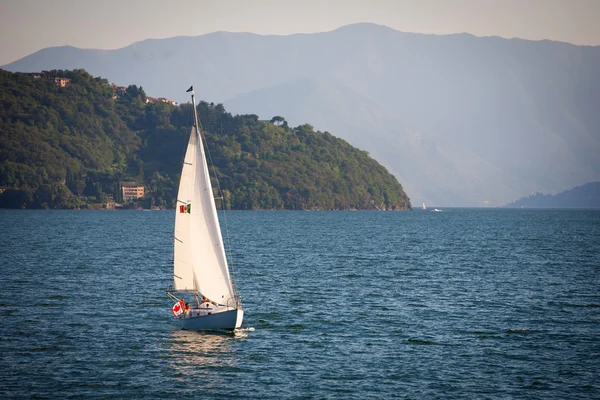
[1,209,599,399]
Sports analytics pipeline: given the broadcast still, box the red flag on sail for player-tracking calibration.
[172,299,185,317]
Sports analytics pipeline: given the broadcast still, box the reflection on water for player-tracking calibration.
[165,329,249,386]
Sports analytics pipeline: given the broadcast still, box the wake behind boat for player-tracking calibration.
[166,86,243,331]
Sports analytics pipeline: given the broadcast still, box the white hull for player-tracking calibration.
[181,308,244,331]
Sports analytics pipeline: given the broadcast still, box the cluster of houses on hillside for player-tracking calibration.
[110,85,177,105]
[26,73,177,105]
[145,96,177,106]
[28,73,71,87]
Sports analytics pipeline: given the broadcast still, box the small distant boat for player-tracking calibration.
[166,86,243,331]
[433,208,443,212]
[422,202,426,210]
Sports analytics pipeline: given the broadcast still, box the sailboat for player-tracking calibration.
[166,86,243,331]
[422,202,426,210]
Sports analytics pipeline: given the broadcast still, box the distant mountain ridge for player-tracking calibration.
[4,23,600,206]
[505,182,600,208]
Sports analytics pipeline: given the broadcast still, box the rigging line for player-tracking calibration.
[198,112,239,298]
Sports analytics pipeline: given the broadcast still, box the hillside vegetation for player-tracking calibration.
[0,69,411,210]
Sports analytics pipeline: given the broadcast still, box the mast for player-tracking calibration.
[190,89,201,141]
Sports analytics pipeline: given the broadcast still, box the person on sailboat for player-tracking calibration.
[200,296,216,310]
[184,302,191,315]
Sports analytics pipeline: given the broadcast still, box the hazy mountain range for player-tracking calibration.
[505,182,600,208]
[4,23,600,206]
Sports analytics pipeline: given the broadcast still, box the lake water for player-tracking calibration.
[1,209,599,399]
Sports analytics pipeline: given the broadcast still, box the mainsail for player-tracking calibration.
[173,122,235,306]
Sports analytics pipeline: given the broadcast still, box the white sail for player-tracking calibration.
[173,124,235,306]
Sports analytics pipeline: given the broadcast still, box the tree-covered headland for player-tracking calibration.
[0,69,411,210]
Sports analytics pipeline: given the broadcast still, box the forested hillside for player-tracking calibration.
[0,69,411,210]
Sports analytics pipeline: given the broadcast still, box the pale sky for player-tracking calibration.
[1,0,598,66]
